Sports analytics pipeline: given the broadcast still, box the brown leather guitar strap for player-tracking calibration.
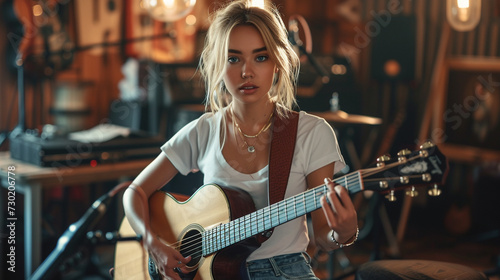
[261,110,299,239]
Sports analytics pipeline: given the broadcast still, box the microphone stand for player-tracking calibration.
[30,192,114,280]
[30,181,132,279]
[297,43,331,84]
[65,230,142,280]
[13,58,26,136]
[1,57,27,148]
[288,20,331,84]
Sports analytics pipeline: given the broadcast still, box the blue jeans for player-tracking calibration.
[246,252,320,280]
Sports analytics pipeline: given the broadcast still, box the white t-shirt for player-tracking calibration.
[161,108,345,260]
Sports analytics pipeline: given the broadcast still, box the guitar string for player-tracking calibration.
[176,181,364,259]
[168,154,426,258]
[168,173,362,257]
[364,174,425,182]
[178,174,383,260]
[172,169,393,257]
[363,154,424,177]
[177,176,376,259]
[176,167,415,257]
[169,172,365,258]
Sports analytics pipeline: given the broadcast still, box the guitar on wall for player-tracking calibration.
[114,142,448,280]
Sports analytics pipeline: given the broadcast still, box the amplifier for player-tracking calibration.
[9,133,165,167]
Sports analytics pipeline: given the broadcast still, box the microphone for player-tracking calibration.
[30,192,113,280]
[288,19,301,46]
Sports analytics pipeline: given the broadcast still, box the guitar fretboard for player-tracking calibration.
[202,171,363,255]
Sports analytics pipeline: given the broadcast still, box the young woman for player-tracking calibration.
[123,1,358,279]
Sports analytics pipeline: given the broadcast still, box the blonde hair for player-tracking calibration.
[199,0,300,118]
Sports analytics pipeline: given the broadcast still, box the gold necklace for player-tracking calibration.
[232,109,274,138]
[231,108,274,153]
[234,121,256,153]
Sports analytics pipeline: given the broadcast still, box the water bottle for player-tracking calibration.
[330,92,339,112]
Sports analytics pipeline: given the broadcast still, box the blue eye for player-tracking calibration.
[228,56,239,63]
[256,55,268,62]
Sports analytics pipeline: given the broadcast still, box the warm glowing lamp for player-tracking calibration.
[446,0,481,31]
[142,0,196,22]
[249,0,265,8]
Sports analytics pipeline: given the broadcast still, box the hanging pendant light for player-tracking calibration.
[142,0,196,22]
[446,0,482,31]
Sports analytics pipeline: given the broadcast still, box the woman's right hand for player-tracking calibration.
[122,154,186,279]
[145,233,192,280]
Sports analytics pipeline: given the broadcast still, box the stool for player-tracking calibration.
[355,260,488,280]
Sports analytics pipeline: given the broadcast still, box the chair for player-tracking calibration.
[355,259,488,280]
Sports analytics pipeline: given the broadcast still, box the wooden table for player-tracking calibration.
[0,152,152,278]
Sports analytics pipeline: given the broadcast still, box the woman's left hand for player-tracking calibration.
[320,177,358,245]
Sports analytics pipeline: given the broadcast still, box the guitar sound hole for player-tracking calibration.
[180,229,203,267]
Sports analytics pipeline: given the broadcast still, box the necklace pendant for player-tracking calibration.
[247,146,256,153]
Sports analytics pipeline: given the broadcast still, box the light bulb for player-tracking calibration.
[446,0,481,31]
[249,0,265,8]
[142,0,196,22]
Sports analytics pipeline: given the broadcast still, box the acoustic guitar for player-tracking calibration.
[114,142,448,280]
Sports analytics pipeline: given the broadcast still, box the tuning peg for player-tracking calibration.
[419,141,436,157]
[397,149,411,162]
[405,186,419,197]
[420,141,435,150]
[422,173,431,182]
[400,176,409,184]
[385,190,397,201]
[427,184,442,196]
[397,149,411,156]
[376,155,391,167]
[379,181,389,189]
[419,149,429,158]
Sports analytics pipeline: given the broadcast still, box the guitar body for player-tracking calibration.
[114,184,261,280]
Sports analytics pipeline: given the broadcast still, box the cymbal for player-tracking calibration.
[310,110,382,125]
[177,105,382,125]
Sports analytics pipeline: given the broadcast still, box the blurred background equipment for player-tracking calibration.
[142,0,197,22]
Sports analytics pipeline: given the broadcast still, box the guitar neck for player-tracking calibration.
[201,144,448,256]
[202,171,363,255]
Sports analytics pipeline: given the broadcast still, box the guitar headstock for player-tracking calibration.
[362,142,449,200]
